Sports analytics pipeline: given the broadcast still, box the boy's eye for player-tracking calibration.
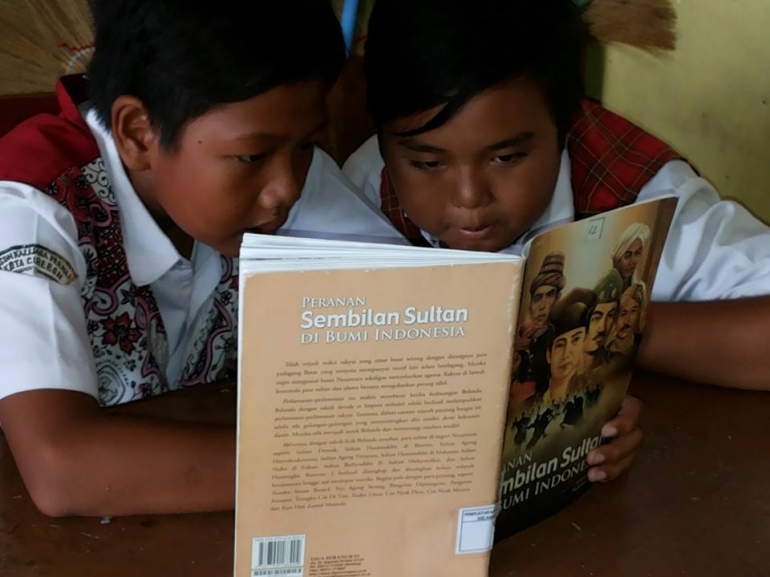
[236,153,268,164]
[492,152,527,166]
[410,160,442,171]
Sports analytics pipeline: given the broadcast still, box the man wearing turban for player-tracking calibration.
[525,252,567,397]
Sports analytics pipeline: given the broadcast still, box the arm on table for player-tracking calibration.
[635,162,770,391]
[637,297,770,391]
[0,389,235,518]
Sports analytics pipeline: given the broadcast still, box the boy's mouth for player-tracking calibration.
[245,216,287,236]
[455,224,494,241]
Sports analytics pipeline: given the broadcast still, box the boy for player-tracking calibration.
[0,0,402,517]
[343,0,770,477]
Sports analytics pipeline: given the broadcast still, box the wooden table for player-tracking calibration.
[2,373,768,576]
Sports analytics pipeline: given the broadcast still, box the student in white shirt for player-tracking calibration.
[343,0,770,480]
[0,0,401,518]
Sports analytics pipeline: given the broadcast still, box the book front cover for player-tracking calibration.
[497,197,677,539]
[235,261,522,577]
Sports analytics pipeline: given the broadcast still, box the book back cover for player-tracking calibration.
[235,261,522,577]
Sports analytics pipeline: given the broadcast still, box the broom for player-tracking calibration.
[0,0,676,96]
[0,0,93,95]
[576,0,678,52]
[0,0,355,96]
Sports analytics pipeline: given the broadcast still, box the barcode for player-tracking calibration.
[251,534,305,577]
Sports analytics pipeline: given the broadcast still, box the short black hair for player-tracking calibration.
[87,0,346,148]
[365,0,587,141]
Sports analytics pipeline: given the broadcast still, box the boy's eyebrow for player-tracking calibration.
[396,138,446,154]
[231,120,328,142]
[396,132,536,154]
[488,132,536,150]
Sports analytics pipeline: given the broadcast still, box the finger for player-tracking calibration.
[587,427,643,467]
[588,450,637,483]
[602,395,643,438]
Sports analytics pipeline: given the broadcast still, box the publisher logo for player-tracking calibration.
[0,244,77,285]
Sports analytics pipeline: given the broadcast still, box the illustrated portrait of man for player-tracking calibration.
[542,288,596,404]
[610,283,645,355]
[526,251,567,395]
[529,252,566,330]
[584,268,623,374]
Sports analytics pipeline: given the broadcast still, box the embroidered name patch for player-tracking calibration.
[0,244,77,285]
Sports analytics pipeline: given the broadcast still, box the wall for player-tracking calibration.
[593,0,770,222]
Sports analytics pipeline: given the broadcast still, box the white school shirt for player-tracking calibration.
[343,135,770,302]
[0,108,405,404]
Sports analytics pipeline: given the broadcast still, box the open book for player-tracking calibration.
[234,196,677,576]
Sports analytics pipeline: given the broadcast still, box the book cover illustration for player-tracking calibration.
[495,197,677,539]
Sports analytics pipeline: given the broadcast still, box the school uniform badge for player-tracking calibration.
[0,244,77,285]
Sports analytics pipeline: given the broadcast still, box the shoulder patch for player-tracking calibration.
[0,244,77,285]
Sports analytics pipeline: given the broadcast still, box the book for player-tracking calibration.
[494,196,676,540]
[234,239,522,577]
[233,196,677,576]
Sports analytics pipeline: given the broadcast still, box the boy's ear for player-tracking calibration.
[110,96,158,172]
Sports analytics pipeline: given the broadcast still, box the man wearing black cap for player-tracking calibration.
[542,288,596,404]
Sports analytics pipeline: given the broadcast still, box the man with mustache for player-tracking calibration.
[584,269,624,374]
[610,284,645,355]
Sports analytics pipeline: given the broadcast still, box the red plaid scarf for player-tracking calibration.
[380,99,683,244]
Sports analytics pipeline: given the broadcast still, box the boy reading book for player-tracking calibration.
[0,0,402,518]
[344,0,770,389]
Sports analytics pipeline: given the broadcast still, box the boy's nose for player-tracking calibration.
[259,162,302,212]
[451,168,492,209]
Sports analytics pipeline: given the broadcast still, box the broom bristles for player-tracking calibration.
[0,0,93,95]
[583,0,678,52]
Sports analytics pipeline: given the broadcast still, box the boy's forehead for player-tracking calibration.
[181,81,328,143]
[384,76,554,144]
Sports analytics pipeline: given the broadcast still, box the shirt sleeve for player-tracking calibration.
[283,146,408,245]
[341,135,385,209]
[637,161,770,301]
[0,181,98,403]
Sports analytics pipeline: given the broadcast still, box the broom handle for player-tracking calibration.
[340,0,361,54]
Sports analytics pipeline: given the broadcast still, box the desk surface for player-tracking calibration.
[2,373,768,576]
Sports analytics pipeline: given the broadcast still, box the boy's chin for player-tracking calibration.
[218,228,282,258]
[209,235,247,259]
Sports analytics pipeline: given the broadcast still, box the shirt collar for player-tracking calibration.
[83,107,183,286]
[420,150,575,256]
